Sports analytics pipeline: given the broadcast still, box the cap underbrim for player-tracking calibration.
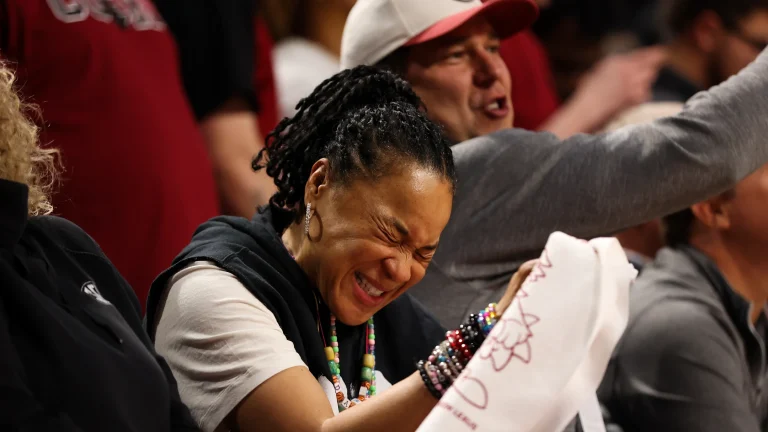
[405,0,539,47]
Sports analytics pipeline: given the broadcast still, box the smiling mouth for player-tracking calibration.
[355,272,384,297]
[486,99,502,110]
[482,97,509,119]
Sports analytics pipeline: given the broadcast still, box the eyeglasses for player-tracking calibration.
[728,28,768,52]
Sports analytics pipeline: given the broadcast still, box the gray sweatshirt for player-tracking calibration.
[410,48,768,328]
[597,245,768,431]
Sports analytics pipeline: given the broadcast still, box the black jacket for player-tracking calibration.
[0,179,198,431]
[146,206,446,395]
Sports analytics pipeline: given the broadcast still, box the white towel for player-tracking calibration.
[417,232,636,432]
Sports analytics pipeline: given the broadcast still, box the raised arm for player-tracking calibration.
[153,0,276,217]
[439,48,768,280]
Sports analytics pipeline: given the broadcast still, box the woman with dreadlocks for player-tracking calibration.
[146,66,531,432]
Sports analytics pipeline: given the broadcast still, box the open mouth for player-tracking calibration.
[483,97,509,119]
[355,272,384,297]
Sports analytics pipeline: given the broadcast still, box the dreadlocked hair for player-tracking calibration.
[253,65,457,221]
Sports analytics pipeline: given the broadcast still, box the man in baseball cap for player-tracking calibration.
[341,0,665,142]
[341,0,768,339]
[342,0,538,142]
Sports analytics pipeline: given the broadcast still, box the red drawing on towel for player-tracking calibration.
[477,300,540,371]
[453,368,489,410]
[522,249,552,283]
[455,252,550,410]
[477,251,547,371]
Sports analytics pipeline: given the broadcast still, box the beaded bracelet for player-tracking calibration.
[419,303,500,400]
[417,360,443,399]
[477,303,498,336]
[460,323,483,352]
[430,345,458,386]
[436,341,462,376]
[450,329,473,361]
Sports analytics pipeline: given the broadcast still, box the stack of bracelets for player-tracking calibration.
[417,303,499,399]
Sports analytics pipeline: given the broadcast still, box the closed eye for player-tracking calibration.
[416,243,439,261]
[378,228,401,247]
[416,251,434,262]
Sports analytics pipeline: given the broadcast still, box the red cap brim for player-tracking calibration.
[405,0,539,47]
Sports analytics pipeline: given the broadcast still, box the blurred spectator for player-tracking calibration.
[599,163,768,431]
[0,0,219,305]
[501,4,663,134]
[153,0,276,217]
[499,30,561,130]
[533,2,614,100]
[254,17,281,134]
[654,0,768,102]
[530,0,667,101]
[264,0,356,117]
[601,102,684,271]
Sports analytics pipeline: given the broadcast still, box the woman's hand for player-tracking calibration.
[497,260,537,316]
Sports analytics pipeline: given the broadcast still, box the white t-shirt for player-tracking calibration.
[154,261,391,432]
[273,37,341,118]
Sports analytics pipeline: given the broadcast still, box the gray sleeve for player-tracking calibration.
[605,301,760,432]
[438,48,768,281]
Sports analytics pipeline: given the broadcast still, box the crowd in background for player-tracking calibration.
[1,0,768,431]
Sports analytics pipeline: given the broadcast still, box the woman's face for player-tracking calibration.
[303,162,453,326]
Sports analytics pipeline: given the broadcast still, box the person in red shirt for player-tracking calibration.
[254,17,281,135]
[500,29,561,130]
[153,0,277,218]
[0,0,220,306]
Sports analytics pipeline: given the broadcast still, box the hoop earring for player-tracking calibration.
[304,203,312,236]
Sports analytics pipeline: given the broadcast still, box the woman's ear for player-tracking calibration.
[305,158,331,201]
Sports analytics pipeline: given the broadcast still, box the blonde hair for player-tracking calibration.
[0,63,59,216]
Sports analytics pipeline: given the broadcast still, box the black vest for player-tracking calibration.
[145,206,445,395]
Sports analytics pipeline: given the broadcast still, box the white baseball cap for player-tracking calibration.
[341,0,539,70]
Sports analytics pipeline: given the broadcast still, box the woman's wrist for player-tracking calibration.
[418,304,499,399]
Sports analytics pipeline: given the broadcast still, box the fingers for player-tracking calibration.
[497,260,538,315]
[515,260,537,282]
[568,45,668,129]
[627,46,667,82]
[625,67,659,104]
[626,45,667,67]
[609,47,666,106]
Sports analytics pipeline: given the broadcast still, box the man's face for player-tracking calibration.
[710,10,768,83]
[403,17,513,143]
[723,164,768,256]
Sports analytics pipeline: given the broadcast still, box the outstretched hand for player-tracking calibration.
[576,46,667,126]
[540,46,667,137]
[497,260,537,316]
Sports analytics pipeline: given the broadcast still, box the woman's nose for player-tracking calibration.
[383,254,412,284]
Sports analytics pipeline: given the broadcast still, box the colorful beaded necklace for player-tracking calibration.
[324,315,377,412]
[284,239,377,411]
